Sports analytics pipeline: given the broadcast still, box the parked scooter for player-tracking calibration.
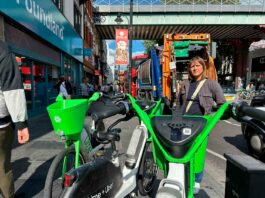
[241,94,265,161]
[49,93,265,198]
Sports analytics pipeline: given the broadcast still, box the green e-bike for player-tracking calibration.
[48,93,265,198]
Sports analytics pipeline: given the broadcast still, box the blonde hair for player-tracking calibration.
[188,56,207,80]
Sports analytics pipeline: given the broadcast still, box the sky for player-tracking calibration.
[106,40,146,72]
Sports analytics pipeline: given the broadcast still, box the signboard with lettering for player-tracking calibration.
[252,56,265,72]
[0,0,83,62]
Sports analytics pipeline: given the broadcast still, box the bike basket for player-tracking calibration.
[47,99,88,136]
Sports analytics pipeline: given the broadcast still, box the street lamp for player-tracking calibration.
[114,0,133,94]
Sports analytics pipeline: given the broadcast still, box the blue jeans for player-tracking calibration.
[195,171,204,183]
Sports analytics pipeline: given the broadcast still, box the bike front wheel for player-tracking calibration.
[137,142,157,196]
[44,145,87,198]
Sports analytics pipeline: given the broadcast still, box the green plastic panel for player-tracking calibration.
[173,41,190,48]
[190,41,208,45]
[174,48,189,57]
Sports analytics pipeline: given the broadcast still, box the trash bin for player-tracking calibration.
[224,154,265,198]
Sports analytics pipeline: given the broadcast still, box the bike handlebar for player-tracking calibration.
[90,93,160,121]
[102,93,125,100]
[91,102,128,121]
[233,102,265,122]
[90,93,129,121]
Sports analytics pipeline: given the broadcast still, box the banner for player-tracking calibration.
[115,29,128,65]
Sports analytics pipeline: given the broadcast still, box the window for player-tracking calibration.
[16,56,33,110]
[47,65,59,104]
[74,4,82,34]
[52,0,64,13]
[33,63,46,108]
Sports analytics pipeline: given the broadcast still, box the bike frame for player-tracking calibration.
[61,97,162,198]
[111,99,163,198]
[127,94,230,198]
[114,121,149,197]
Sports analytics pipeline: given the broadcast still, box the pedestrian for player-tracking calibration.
[79,77,89,98]
[109,83,114,95]
[88,81,94,96]
[53,78,61,94]
[65,77,73,97]
[246,82,254,92]
[259,82,265,91]
[0,40,30,198]
[59,76,71,99]
[114,82,120,95]
[250,83,255,92]
[93,83,99,92]
[178,56,225,194]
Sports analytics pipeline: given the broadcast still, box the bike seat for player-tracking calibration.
[151,115,207,158]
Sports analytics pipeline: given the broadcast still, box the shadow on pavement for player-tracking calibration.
[12,113,53,149]
[15,157,54,197]
[195,189,211,198]
[12,157,31,181]
[223,134,249,155]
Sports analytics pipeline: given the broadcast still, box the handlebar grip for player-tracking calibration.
[235,102,265,122]
[110,93,126,99]
[102,93,125,100]
[92,102,129,121]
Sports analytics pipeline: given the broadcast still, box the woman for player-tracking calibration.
[179,56,226,194]
[59,76,71,99]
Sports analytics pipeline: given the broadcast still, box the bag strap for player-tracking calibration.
[185,79,207,113]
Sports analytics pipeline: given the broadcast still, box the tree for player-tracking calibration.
[143,40,158,53]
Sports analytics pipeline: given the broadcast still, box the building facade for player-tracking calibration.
[83,0,95,81]
[247,48,265,87]
[0,0,105,116]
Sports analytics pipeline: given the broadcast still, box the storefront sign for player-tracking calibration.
[115,29,128,65]
[0,0,83,62]
[252,56,265,72]
[259,56,265,64]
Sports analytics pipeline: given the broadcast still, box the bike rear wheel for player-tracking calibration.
[44,145,87,198]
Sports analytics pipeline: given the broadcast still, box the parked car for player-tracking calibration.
[241,94,265,161]
[223,87,237,102]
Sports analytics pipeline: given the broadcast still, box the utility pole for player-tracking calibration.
[128,0,133,94]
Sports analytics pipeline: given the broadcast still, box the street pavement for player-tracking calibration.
[12,113,64,198]
[10,112,244,198]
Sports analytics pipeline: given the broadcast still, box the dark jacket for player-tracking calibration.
[179,79,226,115]
[65,81,73,95]
[0,41,28,129]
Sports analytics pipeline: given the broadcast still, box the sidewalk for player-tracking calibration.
[12,113,63,198]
